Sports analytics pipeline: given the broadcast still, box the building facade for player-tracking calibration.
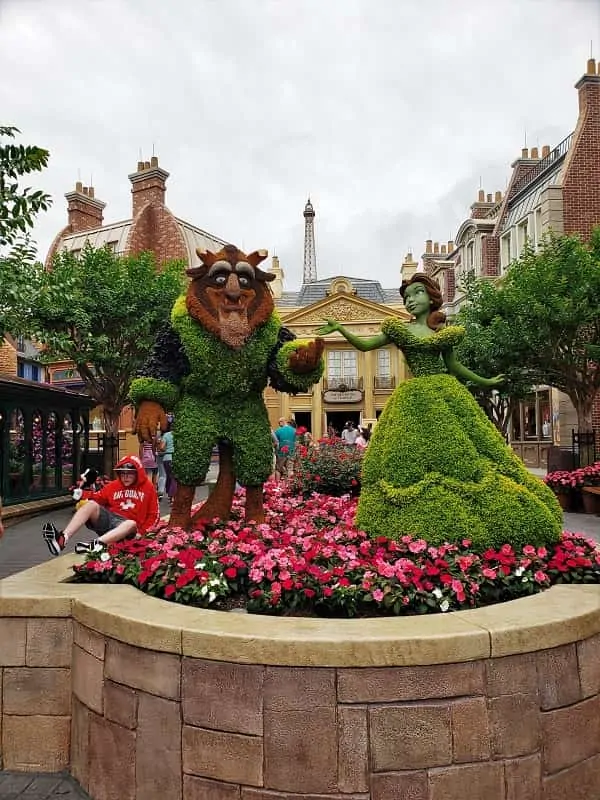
[423,59,600,466]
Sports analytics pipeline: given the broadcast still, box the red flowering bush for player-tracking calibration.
[73,482,600,617]
[544,470,581,493]
[289,441,363,497]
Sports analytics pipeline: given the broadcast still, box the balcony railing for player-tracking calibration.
[374,376,396,390]
[323,377,363,392]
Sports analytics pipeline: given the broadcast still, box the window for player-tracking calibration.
[501,232,512,272]
[16,336,26,352]
[17,362,40,381]
[535,208,542,250]
[327,350,357,380]
[106,241,118,253]
[466,241,475,272]
[517,218,529,256]
[376,349,391,377]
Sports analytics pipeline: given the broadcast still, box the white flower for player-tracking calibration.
[210,578,221,587]
[521,577,529,583]
[432,588,443,599]
[440,599,450,613]
[208,591,217,603]
[200,584,208,596]
[100,551,111,562]
[194,561,205,569]
[514,567,525,577]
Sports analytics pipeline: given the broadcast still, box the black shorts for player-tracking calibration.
[86,507,131,535]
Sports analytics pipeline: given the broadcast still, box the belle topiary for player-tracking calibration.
[317,274,562,550]
[130,245,324,529]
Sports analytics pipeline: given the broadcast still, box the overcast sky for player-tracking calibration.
[1,0,599,290]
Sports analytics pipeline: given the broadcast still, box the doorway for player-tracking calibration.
[325,411,361,438]
[291,411,312,433]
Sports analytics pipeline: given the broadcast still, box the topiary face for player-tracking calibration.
[185,244,276,350]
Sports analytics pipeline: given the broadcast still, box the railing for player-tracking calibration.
[323,377,363,392]
[374,376,396,390]
[509,132,573,203]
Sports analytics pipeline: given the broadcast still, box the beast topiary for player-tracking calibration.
[129,245,324,529]
[317,273,562,550]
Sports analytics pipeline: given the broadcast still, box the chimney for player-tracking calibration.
[494,191,502,202]
[530,147,539,159]
[64,182,106,234]
[575,57,600,117]
[447,240,454,252]
[433,241,440,254]
[521,147,529,159]
[270,254,284,299]
[425,239,433,254]
[440,244,447,255]
[541,144,550,157]
[400,251,418,283]
[471,188,496,219]
[129,156,170,218]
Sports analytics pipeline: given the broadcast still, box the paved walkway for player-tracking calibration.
[0,772,89,798]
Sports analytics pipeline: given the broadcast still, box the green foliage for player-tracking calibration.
[289,441,363,497]
[0,127,51,336]
[356,374,562,551]
[275,340,325,391]
[173,394,274,486]
[128,377,179,410]
[27,244,185,429]
[0,126,51,247]
[458,230,600,431]
[171,296,280,397]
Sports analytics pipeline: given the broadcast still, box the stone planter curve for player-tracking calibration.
[1,555,600,800]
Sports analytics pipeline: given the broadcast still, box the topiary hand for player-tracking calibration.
[316,318,341,335]
[288,338,325,374]
[134,400,168,442]
[484,374,506,388]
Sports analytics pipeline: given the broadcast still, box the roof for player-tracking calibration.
[278,276,400,308]
[501,161,564,232]
[59,216,227,263]
[0,375,95,406]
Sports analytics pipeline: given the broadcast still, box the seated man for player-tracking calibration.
[42,456,159,555]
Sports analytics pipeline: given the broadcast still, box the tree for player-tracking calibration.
[456,274,536,438]
[25,244,185,472]
[0,126,51,336]
[458,229,600,434]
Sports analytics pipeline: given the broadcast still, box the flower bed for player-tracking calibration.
[545,461,600,492]
[73,482,600,617]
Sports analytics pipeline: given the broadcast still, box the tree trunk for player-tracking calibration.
[571,396,595,467]
[102,409,121,476]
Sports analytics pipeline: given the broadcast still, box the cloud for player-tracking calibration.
[1,0,598,289]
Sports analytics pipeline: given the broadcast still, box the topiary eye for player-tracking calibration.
[214,274,227,286]
[239,275,250,287]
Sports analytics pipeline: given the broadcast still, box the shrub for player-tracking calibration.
[356,374,562,550]
[288,440,363,497]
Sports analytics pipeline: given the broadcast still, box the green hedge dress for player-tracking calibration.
[356,322,562,549]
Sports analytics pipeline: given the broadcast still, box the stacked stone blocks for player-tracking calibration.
[2,613,600,800]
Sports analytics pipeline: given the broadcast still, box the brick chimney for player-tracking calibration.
[560,59,600,238]
[129,156,169,218]
[64,182,105,233]
[470,188,496,219]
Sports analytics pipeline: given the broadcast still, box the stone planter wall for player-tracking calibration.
[1,557,600,800]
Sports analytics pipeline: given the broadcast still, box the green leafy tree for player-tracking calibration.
[26,244,186,471]
[458,229,600,434]
[0,126,51,336]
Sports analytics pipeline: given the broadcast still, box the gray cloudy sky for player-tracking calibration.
[1,0,599,289]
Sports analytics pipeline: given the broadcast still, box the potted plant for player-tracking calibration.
[577,462,600,513]
[543,469,579,511]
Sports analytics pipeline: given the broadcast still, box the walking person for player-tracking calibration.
[161,420,176,503]
[139,436,158,488]
[274,417,296,480]
[42,456,159,555]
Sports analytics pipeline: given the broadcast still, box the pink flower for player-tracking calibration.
[408,539,427,554]
[534,570,548,584]
[372,589,384,602]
